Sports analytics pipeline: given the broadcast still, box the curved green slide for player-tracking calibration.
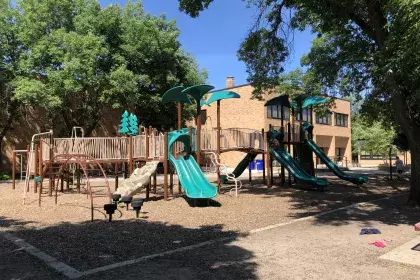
[301,122,368,185]
[306,139,368,185]
[270,147,328,188]
[168,130,217,199]
[221,152,257,183]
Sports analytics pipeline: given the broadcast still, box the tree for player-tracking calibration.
[352,117,396,160]
[14,0,207,137]
[178,0,420,206]
[0,0,27,165]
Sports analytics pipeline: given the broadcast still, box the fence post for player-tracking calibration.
[145,127,150,161]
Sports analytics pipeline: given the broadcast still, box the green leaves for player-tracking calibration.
[352,116,396,157]
[1,0,207,137]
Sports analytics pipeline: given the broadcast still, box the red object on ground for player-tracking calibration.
[370,241,386,248]
[415,223,420,231]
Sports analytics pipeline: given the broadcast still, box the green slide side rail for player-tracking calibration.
[306,139,369,185]
[168,130,217,199]
[270,147,328,187]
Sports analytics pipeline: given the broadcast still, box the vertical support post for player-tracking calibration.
[12,148,16,189]
[177,103,182,130]
[146,180,150,199]
[262,129,265,182]
[196,102,201,166]
[66,167,70,191]
[33,143,38,193]
[248,161,252,186]
[266,131,272,188]
[39,142,43,192]
[128,136,133,175]
[60,173,64,192]
[216,100,221,192]
[49,133,54,197]
[280,106,285,185]
[163,132,169,201]
[76,169,81,193]
[145,128,150,161]
[153,171,157,194]
[169,128,174,196]
[287,123,291,186]
[26,145,30,192]
[114,162,118,191]
[188,127,193,157]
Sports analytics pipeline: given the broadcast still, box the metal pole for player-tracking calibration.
[216,100,221,192]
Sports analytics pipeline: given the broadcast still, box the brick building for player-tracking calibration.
[201,77,353,168]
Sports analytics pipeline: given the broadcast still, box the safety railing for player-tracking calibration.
[54,137,129,160]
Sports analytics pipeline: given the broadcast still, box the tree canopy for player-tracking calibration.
[178,0,420,205]
[1,0,206,144]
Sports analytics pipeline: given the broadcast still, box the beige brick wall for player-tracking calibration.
[201,85,267,167]
[200,83,352,169]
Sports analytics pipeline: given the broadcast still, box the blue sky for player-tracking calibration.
[100,0,315,89]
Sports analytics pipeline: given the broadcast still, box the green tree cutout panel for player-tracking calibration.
[128,113,139,136]
[118,110,130,135]
[118,111,139,136]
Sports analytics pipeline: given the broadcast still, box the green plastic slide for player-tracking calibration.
[270,147,328,188]
[222,153,257,183]
[300,122,368,185]
[306,139,368,185]
[168,130,217,199]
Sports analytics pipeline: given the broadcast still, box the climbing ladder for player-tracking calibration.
[24,130,53,196]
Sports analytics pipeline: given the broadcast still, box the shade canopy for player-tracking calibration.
[161,86,192,104]
[182,84,214,102]
[206,90,241,105]
[264,95,291,107]
[200,99,208,107]
[302,96,329,108]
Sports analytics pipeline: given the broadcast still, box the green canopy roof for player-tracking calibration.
[161,86,192,104]
[302,96,329,108]
[205,91,241,105]
[264,95,291,107]
[182,84,214,102]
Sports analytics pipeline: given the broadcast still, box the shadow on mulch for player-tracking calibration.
[2,217,255,277]
[235,174,417,227]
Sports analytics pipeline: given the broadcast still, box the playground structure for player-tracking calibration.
[11,84,369,215]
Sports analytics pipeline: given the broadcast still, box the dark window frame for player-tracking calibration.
[267,105,290,120]
[295,108,311,122]
[316,113,332,125]
[335,113,348,127]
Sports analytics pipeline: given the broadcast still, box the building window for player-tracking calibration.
[267,105,290,119]
[316,113,332,125]
[335,113,348,127]
[360,151,398,160]
[295,108,311,122]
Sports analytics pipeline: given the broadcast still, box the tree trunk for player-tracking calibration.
[408,132,420,206]
[390,88,420,206]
